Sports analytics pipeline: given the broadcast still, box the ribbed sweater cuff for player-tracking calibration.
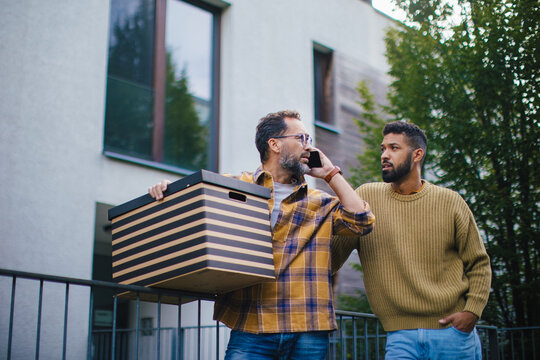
[464,301,486,318]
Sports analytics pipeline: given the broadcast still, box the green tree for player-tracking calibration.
[352,0,539,328]
[349,81,388,187]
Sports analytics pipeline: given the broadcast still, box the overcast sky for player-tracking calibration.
[372,0,407,22]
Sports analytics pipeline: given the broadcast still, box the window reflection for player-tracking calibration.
[104,0,217,172]
[163,0,212,170]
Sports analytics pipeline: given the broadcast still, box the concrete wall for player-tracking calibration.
[1,1,110,358]
[0,0,393,357]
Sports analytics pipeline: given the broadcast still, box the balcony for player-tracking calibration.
[1,268,538,359]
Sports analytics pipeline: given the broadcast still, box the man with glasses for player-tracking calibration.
[149,110,375,359]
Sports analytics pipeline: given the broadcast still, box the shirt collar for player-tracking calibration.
[253,166,308,193]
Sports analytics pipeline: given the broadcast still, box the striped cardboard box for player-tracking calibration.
[108,170,274,301]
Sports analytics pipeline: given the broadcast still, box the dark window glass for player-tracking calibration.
[313,47,333,124]
[104,0,218,172]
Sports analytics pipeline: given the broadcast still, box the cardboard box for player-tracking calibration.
[108,170,274,302]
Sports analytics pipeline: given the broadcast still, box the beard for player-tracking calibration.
[382,151,413,183]
[279,149,310,179]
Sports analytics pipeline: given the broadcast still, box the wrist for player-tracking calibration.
[324,166,343,183]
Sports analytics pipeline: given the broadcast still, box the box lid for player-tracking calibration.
[108,169,271,220]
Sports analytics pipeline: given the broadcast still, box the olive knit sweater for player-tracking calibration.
[333,181,491,331]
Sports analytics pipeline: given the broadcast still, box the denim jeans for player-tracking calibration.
[385,327,482,360]
[224,330,330,360]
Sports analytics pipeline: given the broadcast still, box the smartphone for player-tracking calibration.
[307,150,322,168]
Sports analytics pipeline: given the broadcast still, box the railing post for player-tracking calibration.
[197,300,202,360]
[364,318,369,360]
[87,287,94,360]
[177,297,182,360]
[486,327,500,360]
[157,294,161,360]
[520,330,525,360]
[111,294,118,360]
[216,320,220,360]
[62,283,70,360]
[35,279,44,360]
[532,328,537,360]
[375,320,380,359]
[7,276,16,360]
[135,293,140,360]
[341,314,347,360]
[352,317,357,360]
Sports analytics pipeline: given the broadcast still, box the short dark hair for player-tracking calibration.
[255,110,301,163]
[383,121,427,162]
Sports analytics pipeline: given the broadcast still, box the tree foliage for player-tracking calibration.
[352,0,539,327]
[348,82,388,187]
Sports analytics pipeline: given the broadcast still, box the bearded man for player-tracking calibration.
[149,110,375,359]
[333,121,492,359]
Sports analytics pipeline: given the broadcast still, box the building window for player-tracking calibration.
[104,0,220,173]
[313,43,334,125]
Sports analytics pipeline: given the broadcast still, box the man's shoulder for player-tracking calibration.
[223,171,255,183]
[358,182,388,193]
[425,182,471,211]
[428,182,464,199]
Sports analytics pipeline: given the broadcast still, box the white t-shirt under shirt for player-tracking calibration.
[271,182,296,228]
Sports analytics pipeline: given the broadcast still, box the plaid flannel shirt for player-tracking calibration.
[213,167,375,333]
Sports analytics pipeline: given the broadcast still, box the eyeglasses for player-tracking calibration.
[272,133,313,146]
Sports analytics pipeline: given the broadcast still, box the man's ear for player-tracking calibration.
[268,138,281,154]
[412,148,424,164]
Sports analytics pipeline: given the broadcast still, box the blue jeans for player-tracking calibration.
[385,327,482,359]
[224,330,330,360]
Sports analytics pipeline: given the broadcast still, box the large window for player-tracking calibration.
[104,0,220,173]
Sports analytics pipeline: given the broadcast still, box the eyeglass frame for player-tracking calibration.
[272,133,313,146]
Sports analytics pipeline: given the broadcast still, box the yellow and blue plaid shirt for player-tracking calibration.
[213,167,375,333]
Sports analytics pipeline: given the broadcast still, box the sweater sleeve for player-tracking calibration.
[330,235,359,275]
[454,198,492,318]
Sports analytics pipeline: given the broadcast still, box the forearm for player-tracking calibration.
[457,206,492,317]
[463,257,492,317]
[327,173,368,213]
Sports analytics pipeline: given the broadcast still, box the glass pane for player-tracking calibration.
[162,0,213,171]
[104,76,154,160]
[314,48,334,124]
[314,49,330,123]
[108,0,155,87]
[105,0,155,160]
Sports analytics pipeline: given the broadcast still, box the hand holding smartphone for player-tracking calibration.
[307,151,322,168]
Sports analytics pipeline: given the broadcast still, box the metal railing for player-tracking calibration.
[91,325,231,360]
[1,268,538,360]
[328,313,539,360]
[0,268,218,360]
[329,310,385,359]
